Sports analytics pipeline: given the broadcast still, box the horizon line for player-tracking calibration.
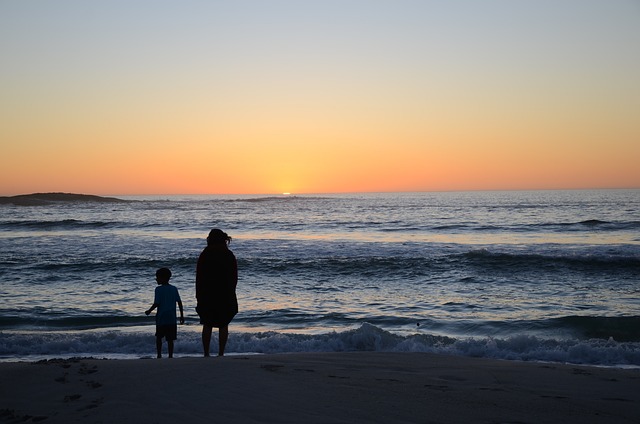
[2,186,638,198]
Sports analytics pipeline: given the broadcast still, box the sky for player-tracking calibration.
[1,0,639,195]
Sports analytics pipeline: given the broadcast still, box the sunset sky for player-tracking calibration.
[1,1,639,195]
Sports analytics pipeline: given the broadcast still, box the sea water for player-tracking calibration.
[0,190,639,366]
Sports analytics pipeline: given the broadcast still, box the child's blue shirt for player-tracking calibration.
[154,284,181,325]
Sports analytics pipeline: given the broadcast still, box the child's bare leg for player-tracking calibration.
[218,326,229,357]
[156,337,163,358]
[202,325,213,357]
[168,340,174,358]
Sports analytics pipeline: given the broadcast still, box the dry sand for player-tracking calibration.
[1,352,638,423]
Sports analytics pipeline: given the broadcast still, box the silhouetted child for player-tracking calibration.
[145,268,184,358]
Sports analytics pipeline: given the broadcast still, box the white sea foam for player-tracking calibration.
[1,324,639,367]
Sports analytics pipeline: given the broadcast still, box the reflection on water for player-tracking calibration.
[234,230,638,245]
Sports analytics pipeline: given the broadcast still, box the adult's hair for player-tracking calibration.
[207,229,232,246]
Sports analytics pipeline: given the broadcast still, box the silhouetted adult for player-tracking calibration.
[195,229,238,357]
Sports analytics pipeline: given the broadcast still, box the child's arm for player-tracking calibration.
[145,303,159,316]
[177,299,185,324]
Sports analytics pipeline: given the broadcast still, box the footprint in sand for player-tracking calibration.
[571,368,592,376]
[261,364,284,372]
[63,394,82,402]
[54,373,69,383]
[0,409,47,422]
[86,381,103,389]
[76,397,105,412]
[78,364,98,375]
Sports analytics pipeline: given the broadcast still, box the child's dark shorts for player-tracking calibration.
[155,324,177,341]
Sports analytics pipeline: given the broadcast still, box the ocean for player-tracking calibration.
[1,190,639,366]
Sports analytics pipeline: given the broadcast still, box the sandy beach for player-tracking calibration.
[1,352,638,424]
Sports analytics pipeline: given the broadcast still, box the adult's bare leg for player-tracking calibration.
[168,340,174,358]
[202,325,213,357]
[218,326,229,356]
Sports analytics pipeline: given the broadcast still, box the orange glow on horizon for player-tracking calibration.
[2,128,637,196]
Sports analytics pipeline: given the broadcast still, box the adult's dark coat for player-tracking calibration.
[195,245,238,327]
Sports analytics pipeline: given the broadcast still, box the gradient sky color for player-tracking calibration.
[1,0,639,195]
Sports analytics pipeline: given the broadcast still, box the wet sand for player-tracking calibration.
[1,352,638,423]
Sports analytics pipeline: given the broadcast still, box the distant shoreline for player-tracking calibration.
[0,192,129,206]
